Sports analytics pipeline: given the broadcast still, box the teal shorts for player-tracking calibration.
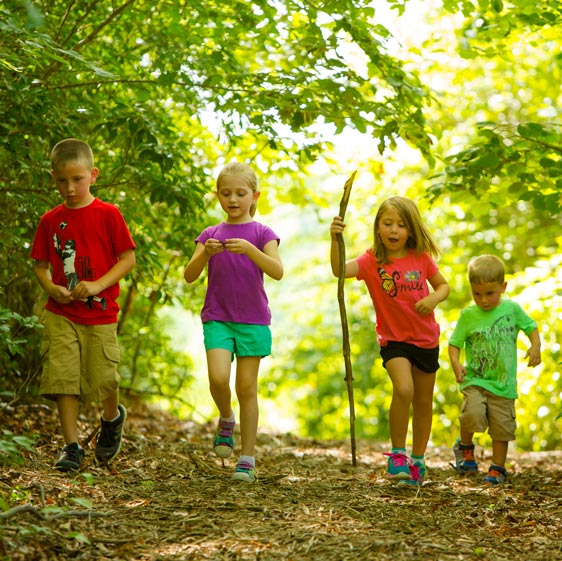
[203,321,272,358]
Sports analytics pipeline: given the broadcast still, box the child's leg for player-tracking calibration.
[101,389,120,421]
[206,348,235,418]
[491,440,508,468]
[234,356,261,457]
[411,367,436,457]
[385,357,414,449]
[57,395,80,444]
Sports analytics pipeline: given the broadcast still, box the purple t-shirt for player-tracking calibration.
[195,221,280,325]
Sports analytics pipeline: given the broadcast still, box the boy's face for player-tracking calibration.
[51,161,98,208]
[471,281,507,311]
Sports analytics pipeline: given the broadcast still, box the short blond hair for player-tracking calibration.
[50,139,94,170]
[468,254,505,285]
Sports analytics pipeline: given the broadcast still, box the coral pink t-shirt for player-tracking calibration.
[356,249,440,348]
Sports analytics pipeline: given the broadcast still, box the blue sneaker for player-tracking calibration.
[213,418,235,458]
[451,438,478,474]
[231,460,257,483]
[397,461,426,487]
[384,452,411,480]
[483,464,507,485]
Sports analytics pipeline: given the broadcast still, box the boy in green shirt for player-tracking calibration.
[449,255,541,485]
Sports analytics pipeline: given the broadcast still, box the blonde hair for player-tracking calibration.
[50,138,94,170]
[216,161,258,216]
[373,196,440,264]
[468,254,505,285]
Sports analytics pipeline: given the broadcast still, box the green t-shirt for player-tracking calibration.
[449,298,537,399]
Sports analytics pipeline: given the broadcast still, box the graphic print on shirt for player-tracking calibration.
[466,315,517,385]
[377,267,399,297]
[53,227,107,310]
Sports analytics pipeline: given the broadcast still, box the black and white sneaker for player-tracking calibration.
[95,404,127,462]
[54,442,85,471]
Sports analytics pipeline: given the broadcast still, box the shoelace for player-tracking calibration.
[408,463,422,483]
[235,461,254,472]
[217,421,235,437]
[383,452,408,466]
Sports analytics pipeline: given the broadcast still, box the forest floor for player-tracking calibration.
[1,401,561,561]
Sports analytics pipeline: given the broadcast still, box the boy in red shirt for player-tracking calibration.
[31,139,136,471]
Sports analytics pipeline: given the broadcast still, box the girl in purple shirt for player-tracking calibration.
[184,162,283,483]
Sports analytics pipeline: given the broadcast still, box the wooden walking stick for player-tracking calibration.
[336,171,357,466]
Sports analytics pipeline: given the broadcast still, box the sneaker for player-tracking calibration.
[483,464,507,486]
[231,460,257,483]
[213,418,235,459]
[384,452,411,480]
[95,404,127,462]
[397,462,426,487]
[55,442,85,472]
[451,438,478,473]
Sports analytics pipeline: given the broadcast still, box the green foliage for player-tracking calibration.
[0,430,36,466]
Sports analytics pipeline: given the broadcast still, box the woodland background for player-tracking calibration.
[1,0,562,470]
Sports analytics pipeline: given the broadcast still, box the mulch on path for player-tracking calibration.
[1,402,561,561]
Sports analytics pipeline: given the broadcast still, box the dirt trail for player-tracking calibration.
[1,403,561,560]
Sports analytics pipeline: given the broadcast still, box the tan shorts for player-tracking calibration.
[39,310,121,403]
[460,385,516,441]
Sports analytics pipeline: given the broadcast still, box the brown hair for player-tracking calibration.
[373,196,440,264]
[50,138,94,170]
[468,255,505,285]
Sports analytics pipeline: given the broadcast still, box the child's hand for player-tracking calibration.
[330,216,345,238]
[71,280,103,300]
[223,238,252,254]
[453,364,466,383]
[49,284,73,304]
[525,347,541,367]
[205,238,225,256]
[414,294,437,315]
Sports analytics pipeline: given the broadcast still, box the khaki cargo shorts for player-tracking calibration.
[460,385,516,441]
[39,310,121,403]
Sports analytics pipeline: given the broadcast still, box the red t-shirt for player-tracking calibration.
[356,249,440,348]
[31,198,136,325]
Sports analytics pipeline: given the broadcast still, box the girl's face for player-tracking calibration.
[52,161,98,208]
[376,207,409,257]
[471,281,506,311]
[216,175,259,223]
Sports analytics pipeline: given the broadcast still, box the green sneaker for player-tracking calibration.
[231,460,256,483]
[213,418,235,458]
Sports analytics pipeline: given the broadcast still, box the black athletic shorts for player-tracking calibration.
[380,341,440,373]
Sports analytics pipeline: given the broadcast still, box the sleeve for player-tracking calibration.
[30,215,50,261]
[110,207,136,255]
[259,224,280,248]
[515,302,538,336]
[449,311,468,348]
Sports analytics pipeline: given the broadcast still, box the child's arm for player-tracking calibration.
[33,259,73,304]
[184,242,211,283]
[222,238,283,280]
[329,216,359,278]
[414,271,450,315]
[524,327,542,367]
[448,344,466,383]
[71,249,135,300]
